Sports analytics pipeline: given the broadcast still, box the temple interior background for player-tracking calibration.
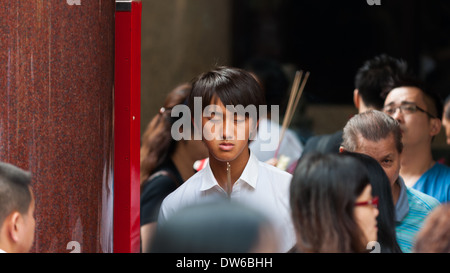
[141,0,450,157]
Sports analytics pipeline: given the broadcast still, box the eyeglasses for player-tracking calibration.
[383,103,436,119]
[355,196,379,209]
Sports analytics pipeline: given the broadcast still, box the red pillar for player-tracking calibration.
[114,0,142,253]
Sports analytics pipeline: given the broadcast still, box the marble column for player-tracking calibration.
[0,0,115,252]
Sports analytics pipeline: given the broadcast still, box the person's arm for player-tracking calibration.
[141,222,157,253]
[140,174,178,252]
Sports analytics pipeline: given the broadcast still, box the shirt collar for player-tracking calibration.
[239,151,258,188]
[200,151,259,191]
[395,176,410,222]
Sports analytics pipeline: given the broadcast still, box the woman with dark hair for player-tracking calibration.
[140,83,208,252]
[341,151,402,253]
[290,153,379,253]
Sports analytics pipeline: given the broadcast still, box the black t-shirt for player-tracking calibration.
[140,159,183,226]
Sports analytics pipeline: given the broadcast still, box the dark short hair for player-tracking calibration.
[355,54,408,110]
[342,110,403,154]
[386,75,444,120]
[0,162,32,226]
[188,66,266,120]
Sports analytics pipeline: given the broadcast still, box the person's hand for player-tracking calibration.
[265,158,278,166]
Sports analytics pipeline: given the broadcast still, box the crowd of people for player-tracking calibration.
[1,55,449,253]
[141,55,450,253]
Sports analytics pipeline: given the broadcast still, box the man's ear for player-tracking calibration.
[353,89,361,110]
[429,118,442,137]
[7,212,22,243]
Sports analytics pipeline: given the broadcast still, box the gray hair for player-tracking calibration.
[341,110,403,154]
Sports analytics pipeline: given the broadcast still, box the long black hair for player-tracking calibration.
[340,151,402,253]
[290,153,370,253]
[140,84,191,184]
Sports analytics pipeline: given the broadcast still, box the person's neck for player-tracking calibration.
[209,149,250,191]
[400,143,435,188]
[0,239,12,253]
[391,179,401,205]
[171,145,197,182]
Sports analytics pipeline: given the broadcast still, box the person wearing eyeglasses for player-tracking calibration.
[302,54,408,156]
[383,77,450,204]
[340,110,440,253]
[290,153,379,253]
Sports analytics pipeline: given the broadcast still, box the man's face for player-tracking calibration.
[354,133,401,187]
[384,87,439,147]
[201,98,256,163]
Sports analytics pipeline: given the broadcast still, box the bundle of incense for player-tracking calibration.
[274,70,310,158]
[226,162,232,198]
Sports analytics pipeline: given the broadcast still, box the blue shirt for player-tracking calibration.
[412,162,450,203]
[395,177,440,253]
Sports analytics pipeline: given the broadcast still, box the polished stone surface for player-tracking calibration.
[0,0,115,253]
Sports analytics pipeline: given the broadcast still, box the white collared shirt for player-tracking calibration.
[158,151,296,252]
[0,248,6,253]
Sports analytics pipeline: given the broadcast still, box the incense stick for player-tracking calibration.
[275,70,310,158]
[290,71,310,126]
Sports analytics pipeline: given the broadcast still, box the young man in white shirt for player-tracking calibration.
[158,67,295,252]
[0,162,36,253]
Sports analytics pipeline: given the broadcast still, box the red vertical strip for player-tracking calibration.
[114,1,141,253]
[130,0,142,253]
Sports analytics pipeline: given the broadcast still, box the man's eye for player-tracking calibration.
[403,106,415,112]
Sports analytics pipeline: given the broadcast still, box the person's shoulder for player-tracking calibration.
[407,187,440,211]
[159,168,211,222]
[258,160,292,183]
[303,130,343,154]
[173,168,205,191]
[420,163,450,187]
[304,134,322,147]
[434,162,450,176]
[159,174,196,213]
[141,171,179,196]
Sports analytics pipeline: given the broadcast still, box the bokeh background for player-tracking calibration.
[140,0,450,155]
